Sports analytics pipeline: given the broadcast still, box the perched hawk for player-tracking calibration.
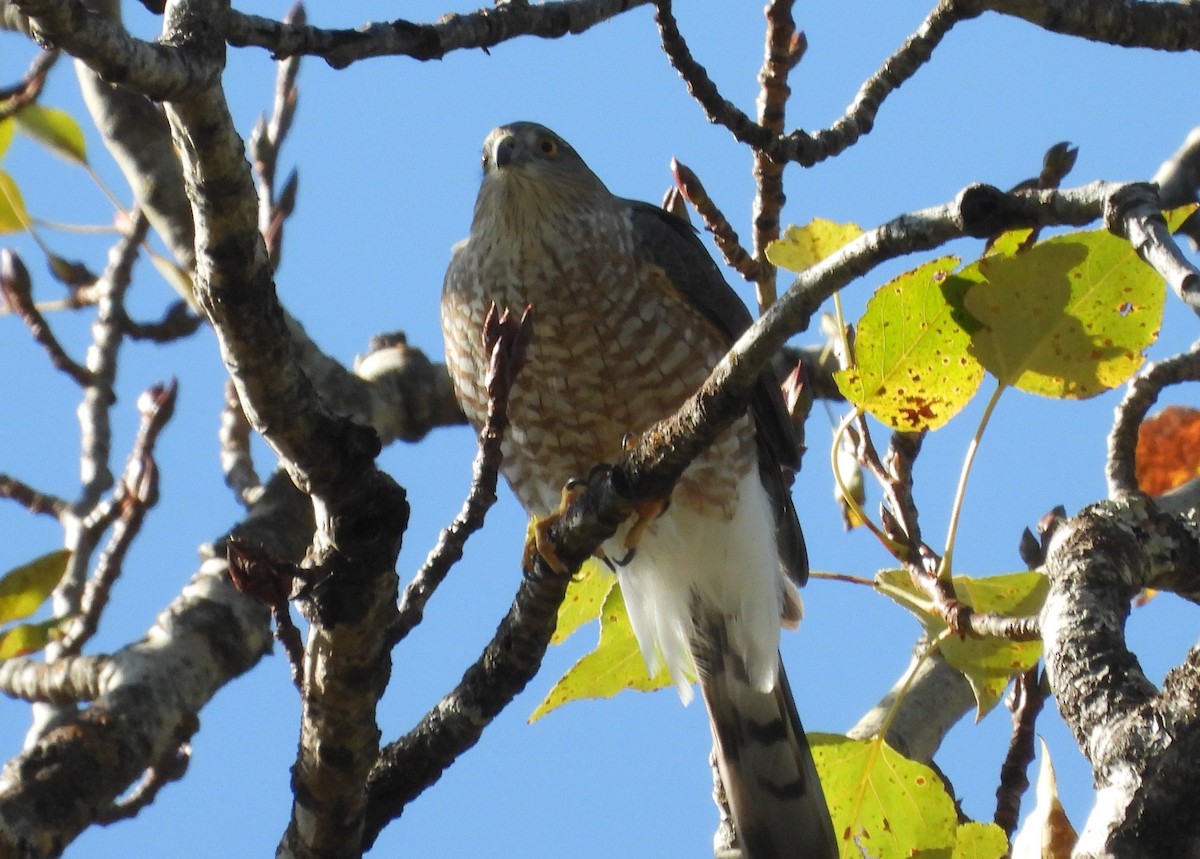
[442,122,836,859]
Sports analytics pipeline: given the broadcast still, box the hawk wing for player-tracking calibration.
[626,200,808,585]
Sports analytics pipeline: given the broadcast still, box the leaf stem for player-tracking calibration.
[941,380,1006,576]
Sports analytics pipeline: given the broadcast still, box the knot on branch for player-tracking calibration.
[955,183,1026,238]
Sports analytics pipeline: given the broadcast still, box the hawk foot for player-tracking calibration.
[523,477,589,575]
[610,497,669,567]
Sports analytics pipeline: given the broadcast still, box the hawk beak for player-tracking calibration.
[492,134,517,169]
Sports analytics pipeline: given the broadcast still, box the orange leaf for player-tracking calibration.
[1135,406,1200,496]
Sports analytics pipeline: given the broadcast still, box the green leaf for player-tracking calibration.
[530,581,671,722]
[0,169,29,233]
[942,229,1165,399]
[835,257,984,430]
[550,557,616,645]
[876,569,1047,717]
[14,104,88,165]
[0,118,14,160]
[812,734,957,859]
[0,618,63,660]
[766,218,864,273]
[953,821,1009,859]
[0,549,69,624]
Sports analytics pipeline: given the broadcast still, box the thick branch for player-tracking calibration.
[10,0,217,98]
[1042,496,1200,856]
[967,0,1200,52]
[223,0,651,69]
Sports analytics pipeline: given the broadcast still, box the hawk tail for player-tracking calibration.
[697,649,837,859]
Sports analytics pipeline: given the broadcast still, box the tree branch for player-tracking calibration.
[223,0,651,69]
[1042,495,1200,856]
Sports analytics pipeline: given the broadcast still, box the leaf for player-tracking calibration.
[942,229,1165,398]
[811,734,957,859]
[530,581,670,722]
[876,569,1047,717]
[0,618,63,660]
[836,257,984,430]
[1011,738,1077,859]
[147,247,200,312]
[1135,405,1200,496]
[766,218,864,273]
[0,169,29,234]
[0,118,14,159]
[952,821,1009,859]
[14,104,88,165]
[0,549,69,624]
[550,557,616,645]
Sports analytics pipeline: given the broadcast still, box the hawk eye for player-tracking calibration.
[538,137,559,156]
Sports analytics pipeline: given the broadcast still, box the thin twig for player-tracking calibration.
[225,539,305,692]
[750,0,802,311]
[220,380,262,506]
[994,668,1049,837]
[389,305,533,646]
[250,2,304,268]
[0,250,95,389]
[0,474,68,519]
[59,382,177,657]
[671,158,759,281]
[654,0,972,167]
[1107,341,1200,498]
[120,301,203,342]
[98,739,193,824]
[0,50,59,121]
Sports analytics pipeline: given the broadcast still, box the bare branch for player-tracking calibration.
[390,306,532,646]
[98,741,192,825]
[654,0,973,167]
[1153,126,1200,210]
[0,654,109,704]
[0,474,68,519]
[671,158,759,282]
[1043,495,1200,854]
[363,552,570,847]
[967,0,1200,52]
[751,0,801,310]
[223,0,652,69]
[994,668,1048,838]
[0,48,57,120]
[9,0,218,99]
[0,250,95,389]
[1107,342,1200,498]
[220,380,262,506]
[60,382,177,657]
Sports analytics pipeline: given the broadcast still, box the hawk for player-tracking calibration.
[442,122,836,859]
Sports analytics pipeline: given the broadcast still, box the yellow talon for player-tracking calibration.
[523,478,588,574]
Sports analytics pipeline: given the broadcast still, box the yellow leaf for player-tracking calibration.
[0,549,69,624]
[550,557,615,645]
[530,582,670,722]
[1011,739,1077,859]
[0,169,29,234]
[766,218,864,273]
[836,257,983,430]
[0,118,14,160]
[876,569,1047,717]
[953,821,1009,859]
[14,104,88,165]
[944,229,1164,399]
[812,734,957,858]
[0,618,63,660]
[146,247,200,312]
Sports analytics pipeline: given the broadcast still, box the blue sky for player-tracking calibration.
[2,1,1200,856]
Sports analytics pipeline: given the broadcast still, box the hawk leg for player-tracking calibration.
[522,478,589,574]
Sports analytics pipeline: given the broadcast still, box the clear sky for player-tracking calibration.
[2,1,1199,856]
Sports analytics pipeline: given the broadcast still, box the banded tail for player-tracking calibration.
[698,646,837,859]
